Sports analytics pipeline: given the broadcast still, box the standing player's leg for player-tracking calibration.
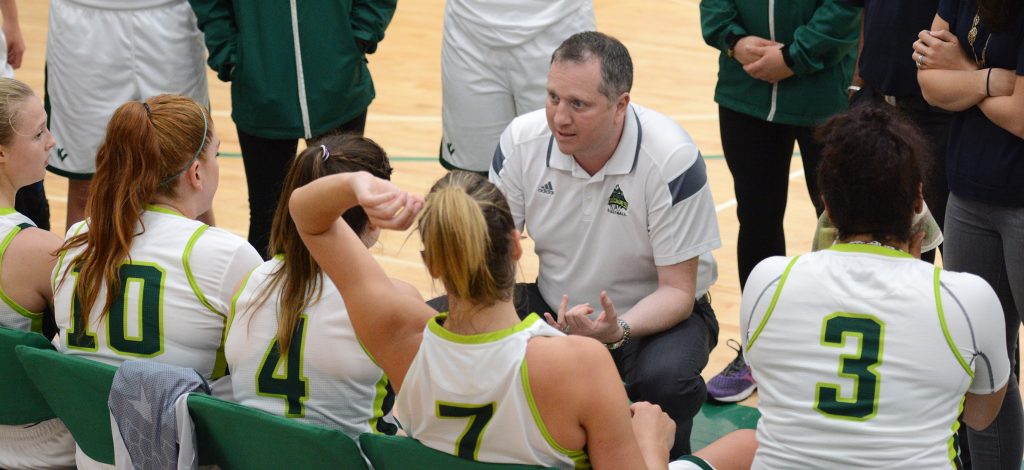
[237,132,297,259]
[45,0,136,229]
[507,3,595,119]
[134,1,210,222]
[440,14,516,174]
[718,106,797,289]
[792,126,825,217]
[944,194,1024,468]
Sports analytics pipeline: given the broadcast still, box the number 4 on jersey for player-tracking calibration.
[256,316,310,417]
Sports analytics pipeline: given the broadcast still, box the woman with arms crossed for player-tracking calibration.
[915,0,1024,466]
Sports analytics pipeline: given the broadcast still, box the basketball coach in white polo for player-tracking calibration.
[490,31,722,459]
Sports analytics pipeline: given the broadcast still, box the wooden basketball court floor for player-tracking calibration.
[17,1,832,392]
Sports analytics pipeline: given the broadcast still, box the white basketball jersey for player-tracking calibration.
[742,244,1009,469]
[52,206,262,379]
[397,314,589,469]
[0,209,42,332]
[224,256,395,438]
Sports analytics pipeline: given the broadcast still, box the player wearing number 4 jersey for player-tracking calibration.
[226,135,407,438]
[741,105,1010,468]
[52,95,261,386]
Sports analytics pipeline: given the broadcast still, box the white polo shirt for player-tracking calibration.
[491,104,720,313]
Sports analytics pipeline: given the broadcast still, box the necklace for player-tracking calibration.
[845,240,904,253]
[969,11,992,67]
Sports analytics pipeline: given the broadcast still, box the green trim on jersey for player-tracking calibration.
[948,396,965,468]
[145,204,186,217]
[0,222,44,332]
[519,360,591,469]
[0,207,16,215]
[367,373,390,434]
[676,456,714,470]
[747,256,800,351]
[183,225,223,317]
[428,313,541,344]
[934,267,974,379]
[829,243,914,259]
[52,222,87,288]
[211,340,229,379]
[224,265,259,341]
[356,335,383,370]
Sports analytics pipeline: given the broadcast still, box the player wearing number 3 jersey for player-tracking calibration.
[225,135,408,438]
[52,96,261,388]
[740,105,1010,468]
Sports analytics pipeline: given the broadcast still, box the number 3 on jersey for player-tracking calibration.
[815,313,885,421]
[437,401,495,460]
[67,263,166,356]
[256,316,310,417]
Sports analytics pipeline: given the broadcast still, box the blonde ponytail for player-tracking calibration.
[419,172,515,307]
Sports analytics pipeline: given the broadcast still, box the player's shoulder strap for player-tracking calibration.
[746,255,800,351]
[932,266,974,379]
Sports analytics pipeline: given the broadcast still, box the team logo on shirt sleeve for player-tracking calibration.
[607,185,629,216]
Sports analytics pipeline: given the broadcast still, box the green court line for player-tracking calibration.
[220,152,734,161]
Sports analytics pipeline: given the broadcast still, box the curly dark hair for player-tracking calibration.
[816,105,928,245]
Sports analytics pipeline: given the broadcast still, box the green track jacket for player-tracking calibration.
[188,0,397,139]
[700,0,861,127]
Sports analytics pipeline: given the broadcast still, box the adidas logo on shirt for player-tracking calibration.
[538,181,554,195]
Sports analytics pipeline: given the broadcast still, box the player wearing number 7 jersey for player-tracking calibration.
[290,169,721,469]
[740,105,1010,468]
[225,135,412,438]
[52,95,262,389]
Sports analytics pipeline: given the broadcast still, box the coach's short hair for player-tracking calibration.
[816,105,928,245]
[551,31,633,102]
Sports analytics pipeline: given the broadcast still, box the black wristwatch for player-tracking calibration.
[726,32,747,59]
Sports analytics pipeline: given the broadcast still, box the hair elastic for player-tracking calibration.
[986,67,993,98]
[158,103,208,187]
[320,144,330,161]
[142,102,152,118]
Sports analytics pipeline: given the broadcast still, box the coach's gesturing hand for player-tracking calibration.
[545,291,623,344]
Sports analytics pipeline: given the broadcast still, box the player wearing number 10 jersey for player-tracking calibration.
[740,105,1010,468]
[52,96,261,385]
